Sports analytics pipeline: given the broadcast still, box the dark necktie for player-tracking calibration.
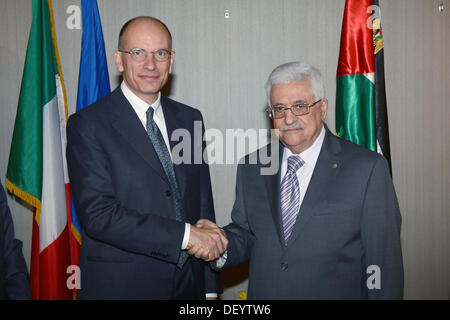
[146,107,189,268]
[280,155,304,245]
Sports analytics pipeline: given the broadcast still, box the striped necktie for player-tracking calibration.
[146,107,189,268]
[280,155,304,245]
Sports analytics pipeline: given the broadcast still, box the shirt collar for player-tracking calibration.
[282,124,326,169]
[120,81,162,121]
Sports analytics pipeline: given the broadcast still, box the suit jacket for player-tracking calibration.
[66,87,222,299]
[221,125,404,299]
[0,182,32,300]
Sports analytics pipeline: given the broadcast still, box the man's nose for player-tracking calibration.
[284,108,297,124]
[143,54,157,69]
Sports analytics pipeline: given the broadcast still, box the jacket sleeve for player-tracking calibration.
[218,163,254,270]
[0,183,32,300]
[361,155,404,299]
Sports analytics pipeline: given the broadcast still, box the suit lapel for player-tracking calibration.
[286,126,342,247]
[109,88,170,186]
[263,143,285,247]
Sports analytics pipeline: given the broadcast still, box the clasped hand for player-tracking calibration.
[187,219,228,261]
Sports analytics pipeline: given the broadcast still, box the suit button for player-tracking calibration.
[281,262,288,271]
[165,190,172,197]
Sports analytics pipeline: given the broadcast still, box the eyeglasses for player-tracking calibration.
[118,48,173,62]
[266,99,322,119]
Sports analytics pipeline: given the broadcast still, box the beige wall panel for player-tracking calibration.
[382,0,450,299]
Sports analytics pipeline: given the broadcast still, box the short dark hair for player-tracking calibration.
[118,16,172,50]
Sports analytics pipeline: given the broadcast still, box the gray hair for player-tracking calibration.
[265,61,325,104]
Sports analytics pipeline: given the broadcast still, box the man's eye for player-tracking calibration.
[155,50,167,57]
[132,49,145,56]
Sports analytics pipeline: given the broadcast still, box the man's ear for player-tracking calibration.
[114,51,124,73]
[320,98,328,120]
[169,50,175,74]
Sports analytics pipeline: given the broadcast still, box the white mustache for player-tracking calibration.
[280,123,305,131]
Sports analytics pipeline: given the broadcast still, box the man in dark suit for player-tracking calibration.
[0,181,32,299]
[66,16,226,299]
[198,61,403,299]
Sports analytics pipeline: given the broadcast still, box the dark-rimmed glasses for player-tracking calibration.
[118,48,173,62]
[266,99,322,119]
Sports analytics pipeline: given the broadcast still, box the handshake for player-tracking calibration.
[187,219,228,261]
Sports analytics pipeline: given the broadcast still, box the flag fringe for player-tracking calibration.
[71,224,82,245]
[5,178,42,225]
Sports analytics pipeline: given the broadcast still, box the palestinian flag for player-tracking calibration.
[335,0,392,173]
[6,0,73,299]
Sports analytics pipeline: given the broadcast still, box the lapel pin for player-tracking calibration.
[332,163,338,169]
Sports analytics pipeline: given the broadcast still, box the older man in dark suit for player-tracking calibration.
[67,16,226,299]
[198,61,403,299]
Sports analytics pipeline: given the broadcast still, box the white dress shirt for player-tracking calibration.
[121,82,172,158]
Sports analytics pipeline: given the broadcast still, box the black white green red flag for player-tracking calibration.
[336,0,392,173]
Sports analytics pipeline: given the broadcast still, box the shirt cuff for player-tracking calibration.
[181,223,190,250]
[214,250,228,269]
[183,224,217,299]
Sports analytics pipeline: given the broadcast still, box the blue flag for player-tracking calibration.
[71,0,110,244]
[76,0,110,112]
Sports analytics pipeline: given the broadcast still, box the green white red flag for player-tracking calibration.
[6,0,73,299]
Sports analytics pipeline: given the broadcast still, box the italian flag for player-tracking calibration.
[336,0,392,171]
[6,0,73,299]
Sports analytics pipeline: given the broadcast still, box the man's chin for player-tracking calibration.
[279,137,307,153]
[136,84,163,96]
[280,130,304,141]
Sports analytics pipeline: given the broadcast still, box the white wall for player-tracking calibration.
[0,0,449,299]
